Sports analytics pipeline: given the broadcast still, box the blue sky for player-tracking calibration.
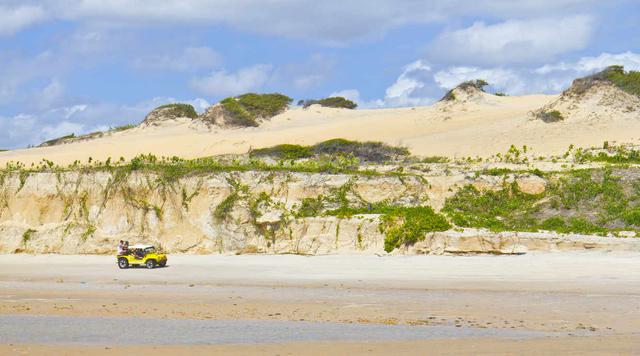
[1,0,639,148]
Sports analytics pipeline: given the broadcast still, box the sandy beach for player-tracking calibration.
[1,252,639,354]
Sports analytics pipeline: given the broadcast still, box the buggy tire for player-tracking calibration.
[146,259,156,269]
[118,258,129,269]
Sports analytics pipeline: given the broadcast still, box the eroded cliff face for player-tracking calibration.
[0,171,429,254]
[2,168,638,255]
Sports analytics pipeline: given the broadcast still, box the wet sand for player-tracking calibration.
[0,252,639,354]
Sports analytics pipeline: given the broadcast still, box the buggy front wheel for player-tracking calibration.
[118,258,129,269]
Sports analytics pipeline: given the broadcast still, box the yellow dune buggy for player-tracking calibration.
[117,244,167,269]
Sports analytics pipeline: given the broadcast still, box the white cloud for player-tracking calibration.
[334,60,437,108]
[189,64,273,97]
[62,105,88,119]
[379,60,436,107]
[0,94,213,148]
[434,67,526,92]
[431,51,640,96]
[41,121,84,141]
[36,79,65,109]
[385,61,430,99]
[131,46,222,72]
[536,51,640,74]
[0,5,46,36]
[186,98,211,112]
[0,0,593,43]
[429,16,593,65]
[271,54,337,91]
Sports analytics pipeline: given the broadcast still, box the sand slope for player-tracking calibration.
[2,91,640,165]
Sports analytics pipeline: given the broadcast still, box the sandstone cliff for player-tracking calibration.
[2,165,638,255]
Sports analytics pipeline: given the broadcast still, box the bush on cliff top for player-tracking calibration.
[313,139,409,162]
[250,138,410,163]
[250,144,314,160]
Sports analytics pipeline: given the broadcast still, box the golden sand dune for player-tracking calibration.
[2,83,640,166]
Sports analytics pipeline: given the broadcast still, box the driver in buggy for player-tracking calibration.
[133,247,145,259]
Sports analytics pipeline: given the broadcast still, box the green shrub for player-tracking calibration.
[442,183,542,232]
[538,110,564,123]
[301,96,357,109]
[495,92,507,96]
[575,146,640,164]
[155,103,198,119]
[421,156,449,163]
[248,139,409,163]
[541,216,566,231]
[214,191,240,222]
[40,133,75,147]
[22,228,36,244]
[296,196,325,218]
[250,144,314,160]
[220,93,292,127]
[220,98,258,127]
[440,79,489,101]
[623,207,640,226]
[313,138,409,163]
[380,207,451,252]
[553,169,625,213]
[565,217,607,235]
[236,93,292,118]
[601,65,640,97]
[111,124,136,132]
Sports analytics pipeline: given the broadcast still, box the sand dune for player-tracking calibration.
[1,89,640,166]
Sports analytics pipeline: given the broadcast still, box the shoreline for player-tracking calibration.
[1,252,638,350]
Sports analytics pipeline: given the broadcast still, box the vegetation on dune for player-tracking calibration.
[440,79,489,101]
[220,93,292,127]
[288,180,450,252]
[573,65,640,98]
[36,122,137,148]
[443,167,640,235]
[575,145,640,164]
[313,139,409,162]
[22,228,36,244]
[442,183,542,232]
[40,133,76,147]
[250,139,409,163]
[295,196,325,218]
[421,156,450,163]
[154,103,198,119]
[379,207,451,253]
[298,96,358,109]
[2,149,414,184]
[538,110,564,123]
[601,65,640,97]
[236,93,292,118]
[220,97,258,127]
[250,144,314,160]
[110,124,136,132]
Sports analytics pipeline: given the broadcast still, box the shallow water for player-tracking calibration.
[0,315,555,345]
